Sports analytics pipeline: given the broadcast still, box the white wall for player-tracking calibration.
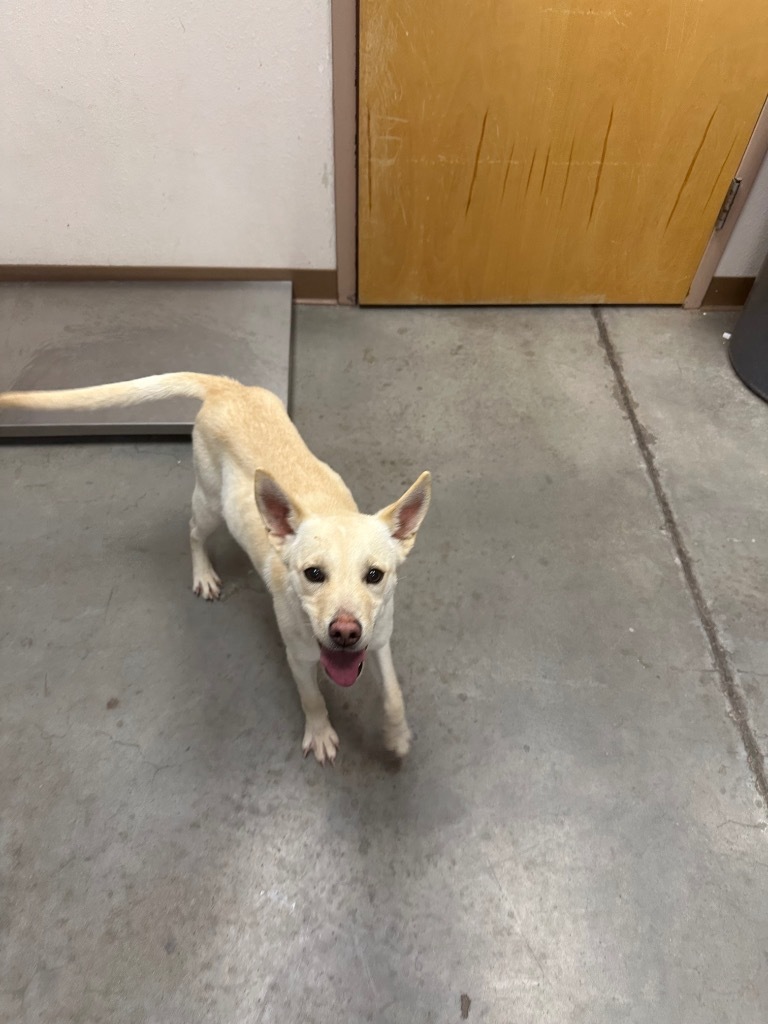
[0,1,336,269]
[717,153,768,277]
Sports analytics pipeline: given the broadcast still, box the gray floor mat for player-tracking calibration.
[0,280,291,436]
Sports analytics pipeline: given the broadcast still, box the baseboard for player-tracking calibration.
[0,266,338,302]
[701,276,755,309]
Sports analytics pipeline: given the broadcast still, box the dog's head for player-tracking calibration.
[254,470,431,687]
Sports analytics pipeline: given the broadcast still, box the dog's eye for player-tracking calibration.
[304,566,326,583]
[365,567,384,585]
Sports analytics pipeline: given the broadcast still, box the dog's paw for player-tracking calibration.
[193,568,222,601]
[302,718,340,765]
[384,720,412,759]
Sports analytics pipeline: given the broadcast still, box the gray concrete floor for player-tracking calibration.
[1,305,767,1023]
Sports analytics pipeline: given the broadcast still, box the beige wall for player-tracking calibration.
[0,1,335,270]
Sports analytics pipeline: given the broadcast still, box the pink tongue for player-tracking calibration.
[319,647,367,687]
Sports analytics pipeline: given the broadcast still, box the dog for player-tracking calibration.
[0,373,431,763]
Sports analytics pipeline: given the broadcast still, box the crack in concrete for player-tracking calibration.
[95,730,185,781]
[593,307,768,812]
[30,720,69,743]
[717,819,767,831]
[487,858,547,980]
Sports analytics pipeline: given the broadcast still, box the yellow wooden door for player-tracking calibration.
[358,1,768,305]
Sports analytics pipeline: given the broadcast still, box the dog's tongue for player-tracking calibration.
[319,646,367,687]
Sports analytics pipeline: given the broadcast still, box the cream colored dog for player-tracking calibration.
[0,373,431,763]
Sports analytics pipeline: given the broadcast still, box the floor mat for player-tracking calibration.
[0,280,291,436]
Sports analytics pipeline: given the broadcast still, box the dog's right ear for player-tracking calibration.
[254,470,304,550]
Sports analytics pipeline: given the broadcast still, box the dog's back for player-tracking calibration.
[197,382,357,518]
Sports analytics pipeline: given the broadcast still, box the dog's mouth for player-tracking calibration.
[318,645,367,687]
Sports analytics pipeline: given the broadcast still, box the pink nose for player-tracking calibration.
[329,614,362,647]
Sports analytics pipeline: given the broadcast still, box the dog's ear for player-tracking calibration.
[377,471,431,557]
[254,470,304,549]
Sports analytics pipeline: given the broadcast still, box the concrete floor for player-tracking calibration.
[1,306,767,1023]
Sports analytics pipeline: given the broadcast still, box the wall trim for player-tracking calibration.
[0,266,338,302]
[701,276,755,309]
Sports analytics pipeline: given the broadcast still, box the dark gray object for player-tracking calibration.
[729,250,768,402]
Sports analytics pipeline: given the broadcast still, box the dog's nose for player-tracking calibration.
[329,614,362,647]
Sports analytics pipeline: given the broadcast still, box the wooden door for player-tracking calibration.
[358,1,768,305]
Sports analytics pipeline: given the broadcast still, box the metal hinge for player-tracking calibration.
[715,177,741,231]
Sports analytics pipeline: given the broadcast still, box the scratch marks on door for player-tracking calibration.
[666,0,704,54]
[366,107,373,213]
[544,6,630,28]
[525,148,538,195]
[664,106,718,231]
[588,105,614,225]
[366,109,408,216]
[540,144,552,194]
[501,143,516,200]
[560,135,576,209]
[465,109,489,216]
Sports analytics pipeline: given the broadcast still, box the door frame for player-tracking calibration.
[331,0,358,305]
[685,98,768,309]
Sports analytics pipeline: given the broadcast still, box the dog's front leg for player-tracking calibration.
[286,648,339,765]
[372,643,412,759]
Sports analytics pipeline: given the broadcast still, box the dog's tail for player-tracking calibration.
[0,372,231,411]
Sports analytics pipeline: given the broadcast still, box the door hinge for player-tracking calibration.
[715,177,741,231]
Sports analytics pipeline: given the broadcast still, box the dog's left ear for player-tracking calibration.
[377,471,431,557]
[254,470,305,550]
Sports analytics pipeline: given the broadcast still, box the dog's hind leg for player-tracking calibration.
[190,485,223,600]
[372,643,412,758]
